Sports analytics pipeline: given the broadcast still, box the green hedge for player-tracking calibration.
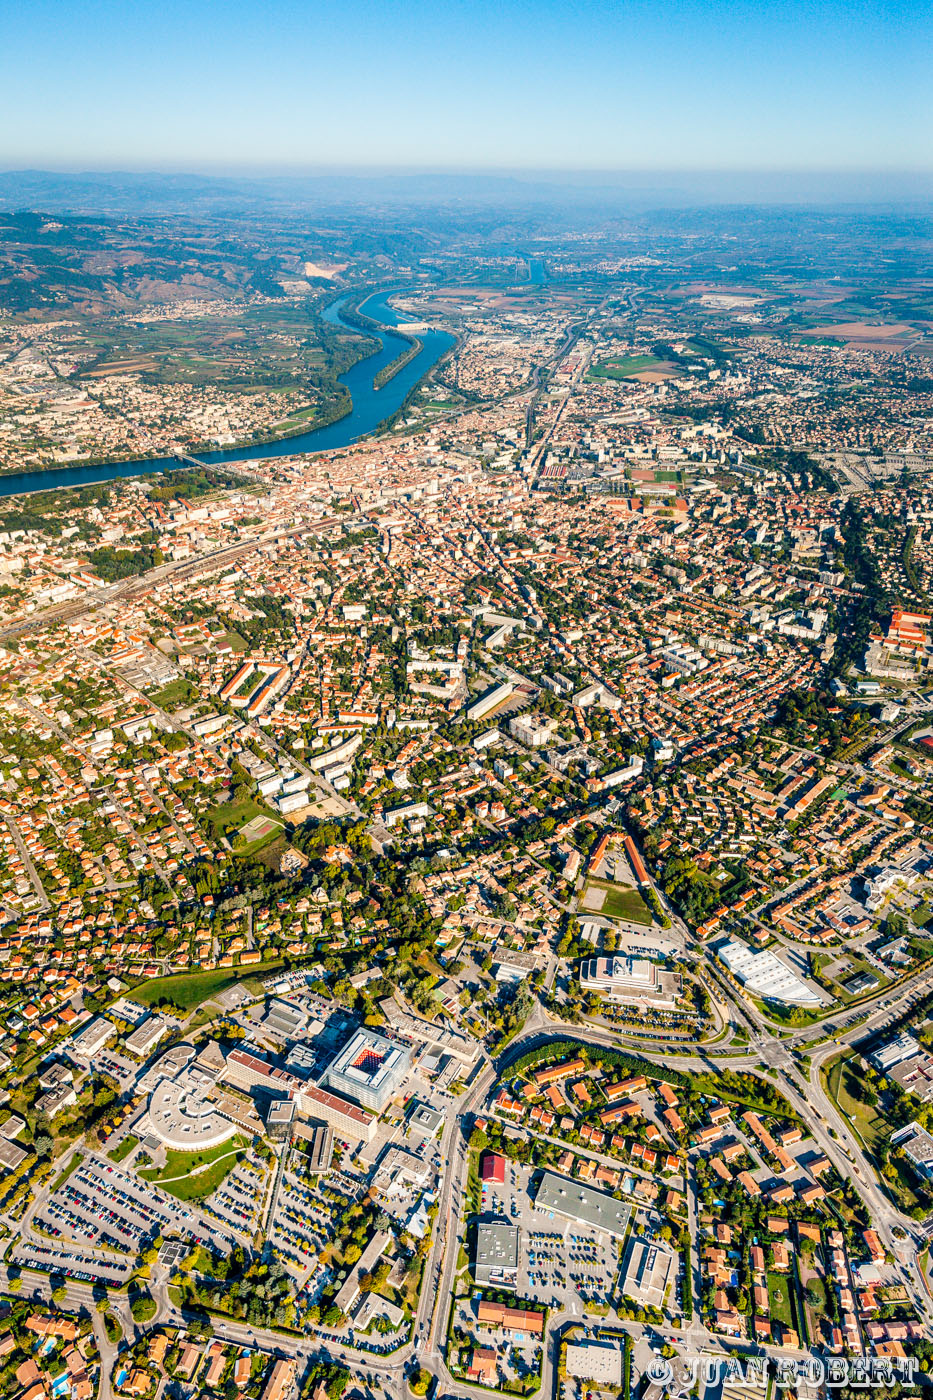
[508,1038,688,1088]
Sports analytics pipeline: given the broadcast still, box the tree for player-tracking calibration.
[130,1291,157,1323]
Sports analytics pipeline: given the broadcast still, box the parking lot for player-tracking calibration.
[202,1159,268,1239]
[11,1241,131,1286]
[270,1161,357,1277]
[36,1154,234,1257]
[479,1160,621,1313]
[66,1046,140,1089]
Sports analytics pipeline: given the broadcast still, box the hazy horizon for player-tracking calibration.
[1,166,931,216]
[3,0,930,178]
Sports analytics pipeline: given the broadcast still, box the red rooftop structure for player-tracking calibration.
[480,1151,506,1183]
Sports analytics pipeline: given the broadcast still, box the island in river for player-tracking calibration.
[0,293,455,501]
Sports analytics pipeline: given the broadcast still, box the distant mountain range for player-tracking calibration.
[1,167,930,217]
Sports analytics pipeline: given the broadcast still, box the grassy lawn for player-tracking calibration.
[234,813,284,857]
[822,1050,887,1154]
[147,678,200,709]
[820,1051,926,1212]
[102,1311,122,1345]
[752,996,825,1027]
[588,355,662,379]
[768,1270,793,1326]
[276,404,320,429]
[802,1269,827,1336]
[139,1136,248,1202]
[130,958,285,1011]
[583,878,653,925]
[206,795,268,840]
[50,1152,83,1192]
[108,1134,139,1163]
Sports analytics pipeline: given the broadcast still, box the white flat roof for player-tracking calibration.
[719,939,823,1007]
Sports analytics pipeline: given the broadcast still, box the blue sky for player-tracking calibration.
[2,0,930,171]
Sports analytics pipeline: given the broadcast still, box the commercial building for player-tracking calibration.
[565,1342,624,1386]
[621,1237,677,1307]
[35,1083,77,1119]
[266,1098,295,1140]
[377,1000,478,1069]
[407,1101,445,1137]
[494,950,539,984]
[870,1033,920,1072]
[147,1073,241,1151]
[718,939,824,1007]
[475,1300,544,1336]
[535,1171,631,1237]
[108,998,150,1026]
[261,998,311,1042]
[291,1120,333,1171]
[474,1222,519,1288]
[333,1230,392,1316]
[0,1139,27,1170]
[69,1017,115,1059]
[891,1122,933,1179]
[372,1144,433,1196]
[221,1046,377,1141]
[322,1029,411,1112]
[480,1152,506,1183]
[579,955,679,1009]
[301,1084,377,1143]
[125,1015,170,1059]
[222,1047,303,1098]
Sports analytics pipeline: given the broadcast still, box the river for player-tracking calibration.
[0,291,455,500]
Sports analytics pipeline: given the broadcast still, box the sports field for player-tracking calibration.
[588,355,663,379]
[580,878,653,925]
[238,814,281,844]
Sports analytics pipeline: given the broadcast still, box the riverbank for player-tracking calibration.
[374,337,422,389]
[339,291,423,391]
[0,293,456,500]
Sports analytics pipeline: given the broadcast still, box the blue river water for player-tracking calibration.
[0,292,455,499]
